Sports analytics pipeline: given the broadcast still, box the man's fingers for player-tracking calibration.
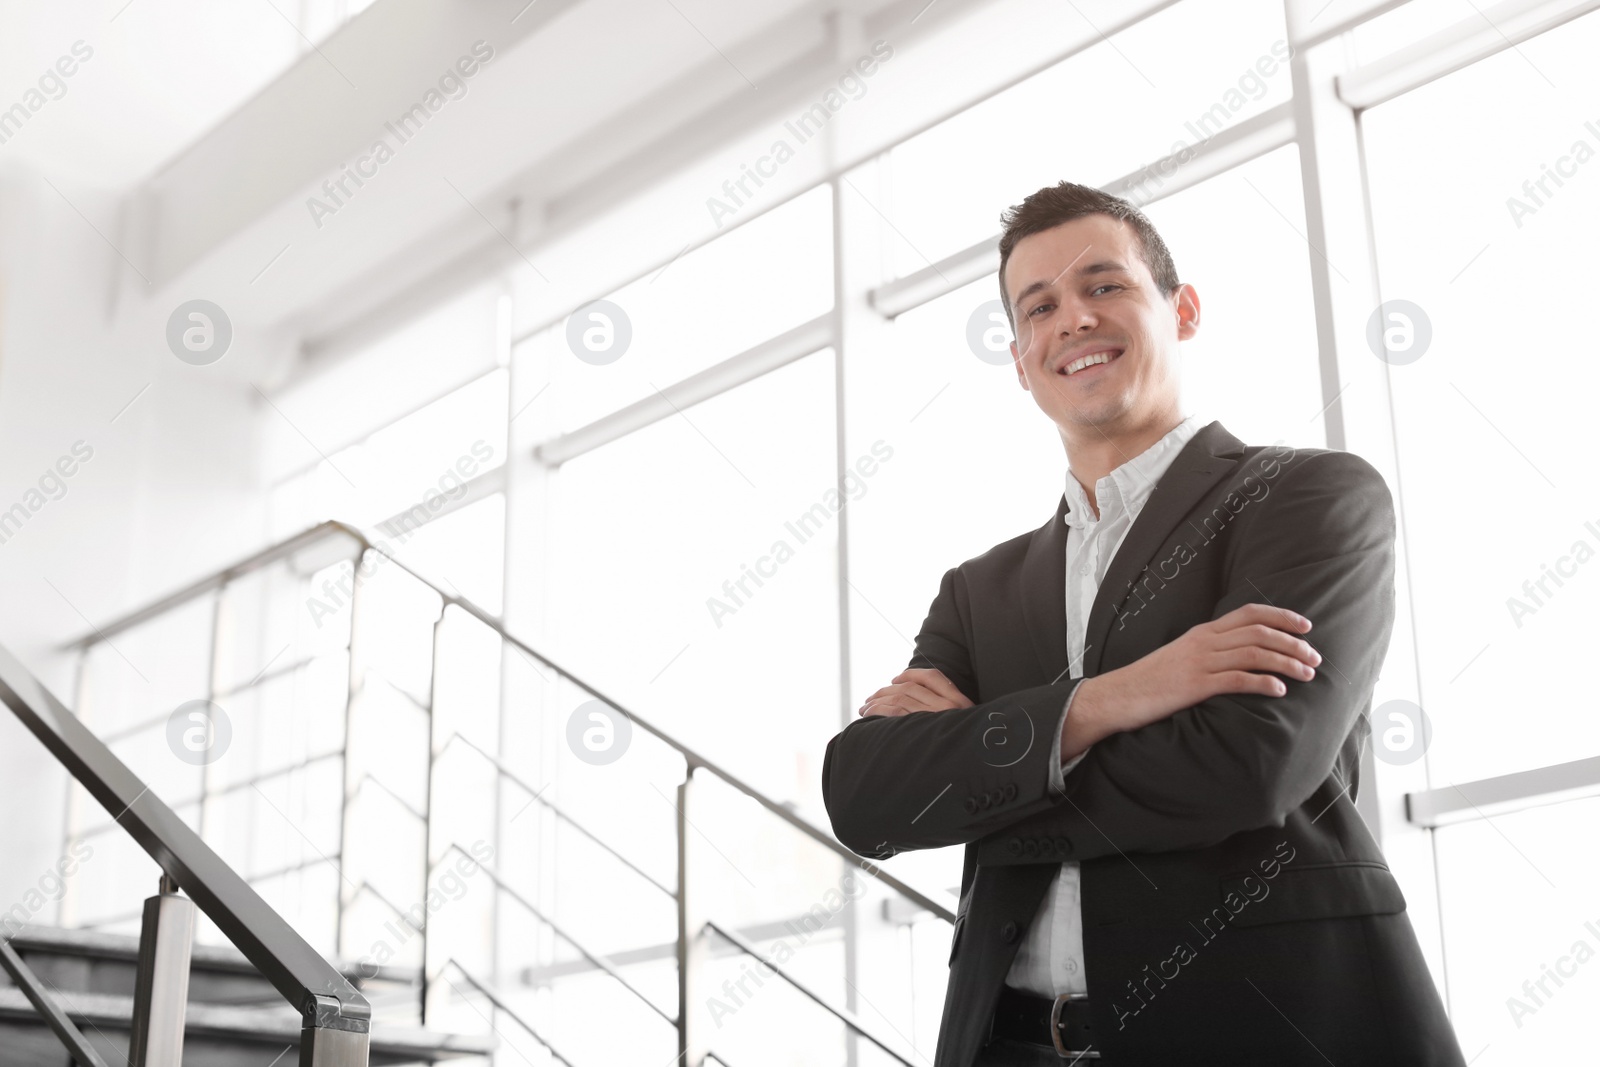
[1212,623,1321,666]
[857,669,976,718]
[889,668,973,707]
[857,687,934,723]
[1214,602,1311,636]
[860,701,914,718]
[1210,646,1316,683]
[857,682,949,715]
[1215,669,1290,698]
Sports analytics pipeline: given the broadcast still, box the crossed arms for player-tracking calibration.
[821,451,1396,865]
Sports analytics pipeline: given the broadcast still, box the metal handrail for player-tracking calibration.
[438,731,677,900]
[704,919,920,1066]
[63,520,956,925]
[441,955,744,1067]
[59,522,355,649]
[351,731,677,900]
[440,958,578,1067]
[88,650,320,745]
[432,843,678,1029]
[0,937,111,1067]
[0,641,371,1058]
[353,772,427,822]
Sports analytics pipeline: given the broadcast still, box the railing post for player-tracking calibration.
[200,582,228,843]
[676,764,709,1067]
[298,1005,371,1066]
[128,874,196,1067]
[419,604,446,1025]
[59,646,92,927]
[335,551,366,962]
[0,639,375,1067]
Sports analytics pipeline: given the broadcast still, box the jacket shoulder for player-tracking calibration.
[947,508,1057,583]
[1240,443,1390,493]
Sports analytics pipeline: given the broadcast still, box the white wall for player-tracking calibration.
[0,161,273,914]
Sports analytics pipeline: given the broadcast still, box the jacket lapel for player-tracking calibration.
[1019,493,1071,687]
[1018,420,1246,684]
[1082,420,1245,676]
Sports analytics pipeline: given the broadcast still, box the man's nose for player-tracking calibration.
[1057,301,1096,335]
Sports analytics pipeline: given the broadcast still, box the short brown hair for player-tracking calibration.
[997,181,1180,333]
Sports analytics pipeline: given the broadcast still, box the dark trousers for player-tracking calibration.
[974,1037,1100,1065]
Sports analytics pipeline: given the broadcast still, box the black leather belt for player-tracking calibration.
[990,985,1100,1060]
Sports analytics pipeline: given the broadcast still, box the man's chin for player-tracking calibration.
[1038,395,1128,431]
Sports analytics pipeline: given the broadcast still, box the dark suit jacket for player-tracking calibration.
[822,421,1465,1066]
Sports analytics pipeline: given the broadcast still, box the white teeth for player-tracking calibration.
[1064,351,1119,375]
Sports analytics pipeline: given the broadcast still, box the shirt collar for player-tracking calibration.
[1063,415,1202,531]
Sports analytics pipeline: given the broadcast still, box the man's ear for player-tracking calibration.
[1174,283,1201,340]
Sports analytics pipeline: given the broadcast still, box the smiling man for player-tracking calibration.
[821,182,1465,1065]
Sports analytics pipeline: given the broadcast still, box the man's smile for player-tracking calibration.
[1054,345,1124,377]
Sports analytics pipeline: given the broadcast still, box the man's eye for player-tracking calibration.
[1027,303,1053,317]
[1092,285,1121,296]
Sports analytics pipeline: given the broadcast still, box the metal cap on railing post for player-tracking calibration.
[299,997,373,1067]
[128,877,197,1067]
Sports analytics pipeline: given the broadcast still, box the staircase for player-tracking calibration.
[0,925,489,1065]
[8,521,961,1066]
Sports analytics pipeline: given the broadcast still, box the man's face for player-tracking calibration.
[1003,214,1197,436]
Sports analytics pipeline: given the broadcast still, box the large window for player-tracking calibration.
[76,3,1598,1062]
[538,185,834,433]
[1362,9,1600,1061]
[1141,144,1325,447]
[1364,6,1600,785]
[546,348,841,803]
[883,0,1291,274]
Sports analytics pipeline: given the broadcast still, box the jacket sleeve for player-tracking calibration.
[971,450,1397,866]
[821,564,1085,859]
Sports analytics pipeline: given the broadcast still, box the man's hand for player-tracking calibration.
[1062,603,1320,760]
[858,668,974,718]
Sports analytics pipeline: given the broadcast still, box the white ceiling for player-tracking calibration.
[0,0,377,187]
[3,0,1140,374]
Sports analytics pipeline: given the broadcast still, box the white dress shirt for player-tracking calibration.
[1003,414,1203,998]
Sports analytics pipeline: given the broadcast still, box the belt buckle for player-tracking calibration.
[1049,992,1097,1060]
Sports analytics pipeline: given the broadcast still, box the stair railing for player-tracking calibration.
[61,520,953,1065]
[0,640,371,1066]
[0,934,110,1067]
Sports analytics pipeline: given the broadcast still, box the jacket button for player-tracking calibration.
[1055,837,1072,855]
[963,797,978,814]
[1001,921,1018,943]
[1022,839,1037,856]
[978,793,992,809]
[1007,838,1022,855]
[1003,783,1017,801]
